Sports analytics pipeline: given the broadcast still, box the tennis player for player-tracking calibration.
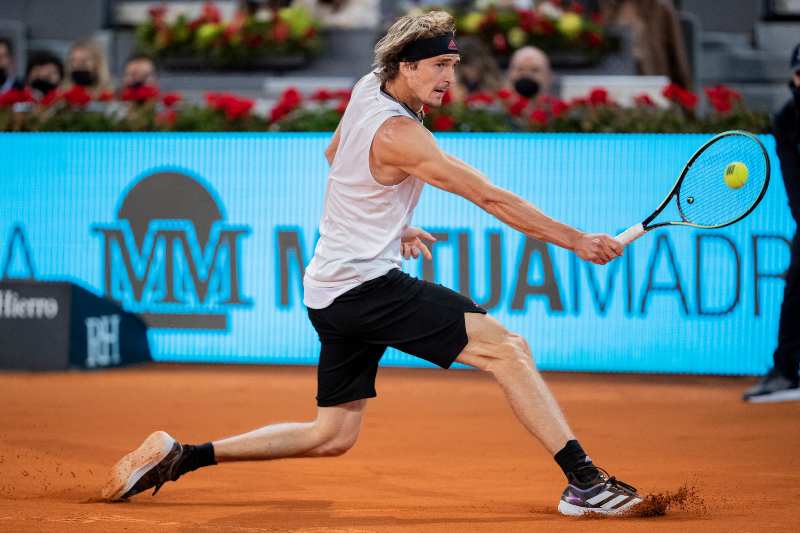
[102,10,642,516]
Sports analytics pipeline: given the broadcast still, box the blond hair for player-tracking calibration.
[373,10,456,83]
[66,39,113,92]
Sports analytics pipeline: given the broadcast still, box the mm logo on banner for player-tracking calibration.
[93,170,251,330]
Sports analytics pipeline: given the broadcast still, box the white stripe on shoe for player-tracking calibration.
[586,490,615,505]
[602,494,631,509]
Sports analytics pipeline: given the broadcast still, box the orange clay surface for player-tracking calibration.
[0,364,798,532]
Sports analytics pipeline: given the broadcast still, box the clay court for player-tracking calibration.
[0,364,797,532]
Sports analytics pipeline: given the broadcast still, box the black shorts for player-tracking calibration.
[307,268,487,407]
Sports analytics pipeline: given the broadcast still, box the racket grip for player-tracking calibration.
[615,223,646,246]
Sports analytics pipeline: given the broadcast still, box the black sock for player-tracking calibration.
[175,442,217,478]
[554,440,598,485]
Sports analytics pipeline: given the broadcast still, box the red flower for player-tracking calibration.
[0,88,33,107]
[585,31,603,48]
[551,98,570,118]
[530,108,549,125]
[571,97,588,106]
[496,87,514,100]
[662,83,680,100]
[433,114,456,131]
[518,10,541,32]
[441,89,452,105]
[705,84,741,114]
[334,89,351,100]
[202,1,221,23]
[206,91,255,121]
[466,91,495,105]
[663,83,698,110]
[148,5,167,20]
[492,33,508,52]
[311,88,333,102]
[335,98,349,114]
[279,87,302,107]
[162,92,182,107]
[244,35,264,48]
[509,97,530,117]
[63,86,91,107]
[588,87,610,106]
[537,19,556,35]
[270,103,290,122]
[273,21,291,43]
[40,89,61,107]
[224,98,253,121]
[155,108,177,127]
[633,93,656,107]
[121,84,160,103]
[97,90,114,102]
[569,2,585,14]
[591,12,604,24]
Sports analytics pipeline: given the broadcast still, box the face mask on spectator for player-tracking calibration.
[0,68,7,85]
[71,69,95,87]
[31,78,58,95]
[513,77,540,99]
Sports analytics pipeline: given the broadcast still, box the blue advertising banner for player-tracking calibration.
[0,133,793,374]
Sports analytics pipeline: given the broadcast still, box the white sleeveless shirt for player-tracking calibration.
[303,71,426,309]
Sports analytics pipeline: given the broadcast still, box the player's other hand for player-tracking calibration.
[573,233,623,265]
[401,226,436,260]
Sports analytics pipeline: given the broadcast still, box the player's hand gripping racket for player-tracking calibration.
[615,130,770,246]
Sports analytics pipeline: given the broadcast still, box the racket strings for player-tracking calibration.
[677,134,768,227]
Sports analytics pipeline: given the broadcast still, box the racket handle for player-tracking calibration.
[615,223,646,246]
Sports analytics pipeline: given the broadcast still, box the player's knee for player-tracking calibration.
[489,333,535,376]
[315,426,359,457]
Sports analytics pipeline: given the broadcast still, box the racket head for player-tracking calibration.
[645,130,770,230]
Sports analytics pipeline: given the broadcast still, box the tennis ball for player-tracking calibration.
[724,162,749,189]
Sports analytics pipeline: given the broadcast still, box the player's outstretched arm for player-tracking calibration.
[372,117,621,265]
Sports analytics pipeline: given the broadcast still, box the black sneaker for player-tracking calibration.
[558,466,642,516]
[742,367,800,403]
[101,431,185,501]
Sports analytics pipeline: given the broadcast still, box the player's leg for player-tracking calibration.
[101,336,383,501]
[744,231,800,402]
[101,399,367,501]
[213,399,366,460]
[455,312,641,516]
[454,313,572,454]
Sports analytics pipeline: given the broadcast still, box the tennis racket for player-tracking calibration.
[615,130,770,246]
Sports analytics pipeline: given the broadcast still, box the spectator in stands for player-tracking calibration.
[600,0,692,89]
[65,39,113,95]
[0,37,24,94]
[505,46,553,101]
[25,51,64,98]
[122,53,158,90]
[743,43,800,403]
[450,37,503,101]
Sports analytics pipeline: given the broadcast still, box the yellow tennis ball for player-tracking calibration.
[724,162,748,189]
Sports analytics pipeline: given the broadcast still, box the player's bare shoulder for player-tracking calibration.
[372,116,436,168]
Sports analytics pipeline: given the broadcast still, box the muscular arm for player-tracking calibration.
[372,117,621,263]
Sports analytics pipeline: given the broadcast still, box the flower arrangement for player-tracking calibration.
[454,1,615,66]
[0,83,768,134]
[422,84,769,134]
[136,2,321,69]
